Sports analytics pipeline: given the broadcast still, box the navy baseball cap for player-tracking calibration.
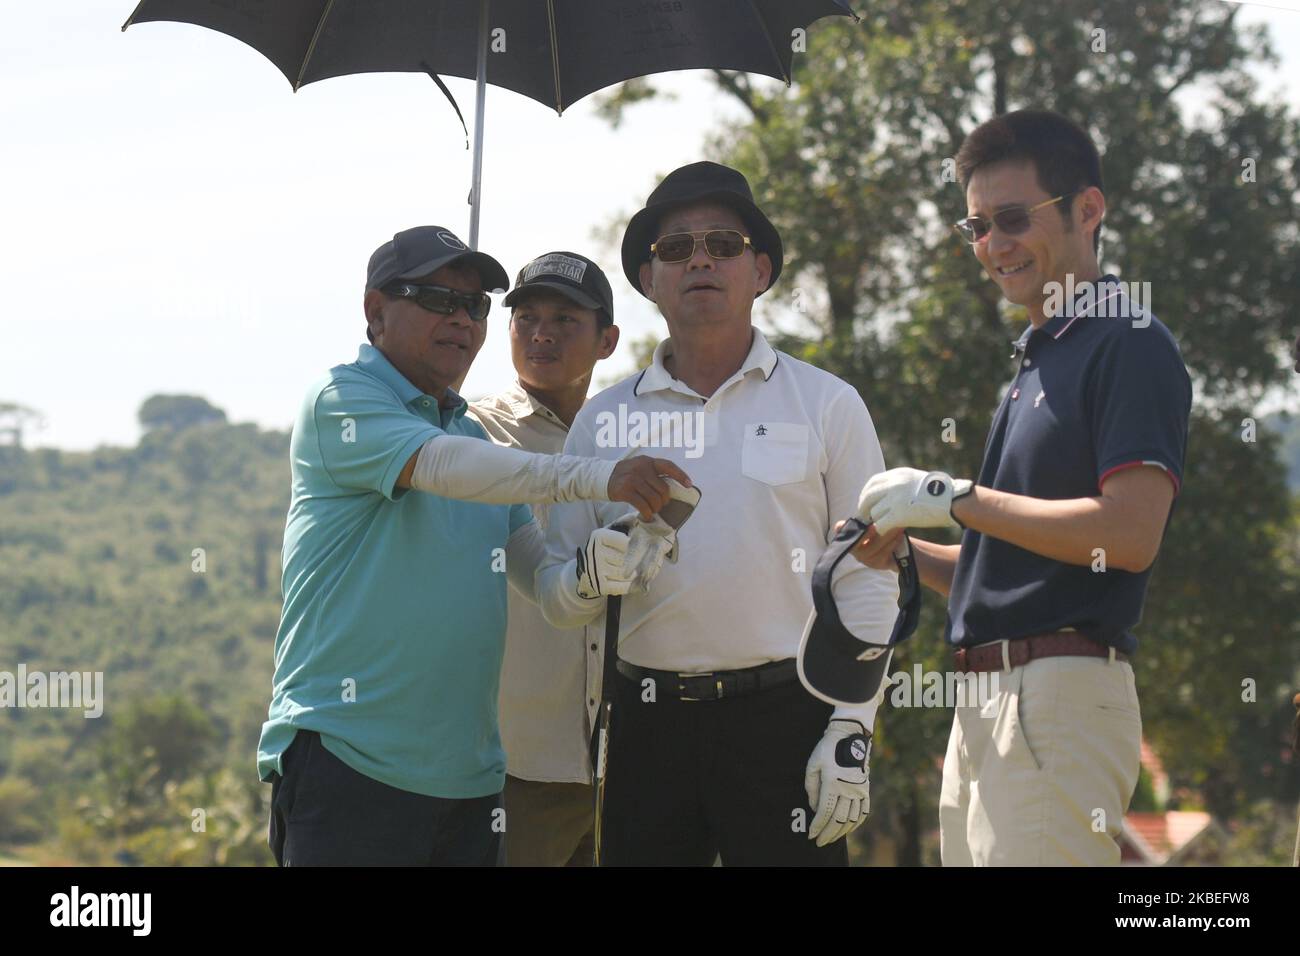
[504,251,614,324]
[366,226,509,294]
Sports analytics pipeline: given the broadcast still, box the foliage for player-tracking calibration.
[137,394,228,433]
[0,395,287,865]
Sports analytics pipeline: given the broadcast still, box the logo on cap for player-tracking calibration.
[437,231,467,251]
[522,253,588,285]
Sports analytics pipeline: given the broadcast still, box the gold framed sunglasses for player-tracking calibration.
[952,192,1077,244]
[650,229,753,263]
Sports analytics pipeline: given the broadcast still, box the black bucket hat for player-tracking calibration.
[620,161,784,298]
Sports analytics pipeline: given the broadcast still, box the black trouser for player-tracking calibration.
[601,667,847,866]
[268,730,503,866]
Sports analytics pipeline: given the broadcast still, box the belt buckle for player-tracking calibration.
[678,672,714,702]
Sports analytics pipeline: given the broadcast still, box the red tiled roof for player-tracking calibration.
[1122,811,1212,864]
[1139,739,1168,789]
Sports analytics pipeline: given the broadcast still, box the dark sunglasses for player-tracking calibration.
[384,283,491,322]
[952,192,1076,244]
[650,229,752,263]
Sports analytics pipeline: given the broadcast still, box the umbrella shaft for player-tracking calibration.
[468,0,490,250]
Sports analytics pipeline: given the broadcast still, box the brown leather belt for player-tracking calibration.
[953,631,1129,674]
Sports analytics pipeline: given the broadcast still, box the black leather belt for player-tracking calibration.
[614,658,799,701]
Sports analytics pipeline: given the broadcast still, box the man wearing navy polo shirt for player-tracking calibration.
[257,226,688,866]
[850,110,1192,865]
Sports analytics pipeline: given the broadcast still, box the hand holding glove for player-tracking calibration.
[857,467,973,534]
[804,719,872,847]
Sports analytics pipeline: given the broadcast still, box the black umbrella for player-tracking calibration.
[122,0,857,248]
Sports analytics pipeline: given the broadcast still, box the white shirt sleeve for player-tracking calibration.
[536,411,628,628]
[504,518,547,605]
[820,387,901,734]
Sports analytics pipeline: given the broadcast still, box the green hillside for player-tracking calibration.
[0,397,286,864]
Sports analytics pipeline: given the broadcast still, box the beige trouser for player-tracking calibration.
[939,652,1142,866]
[502,775,595,867]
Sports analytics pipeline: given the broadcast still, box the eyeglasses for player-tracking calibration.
[952,193,1077,244]
[383,283,491,322]
[650,229,753,263]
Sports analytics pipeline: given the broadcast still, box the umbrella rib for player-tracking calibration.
[546,0,563,113]
[745,0,790,86]
[296,0,338,91]
[120,1,147,31]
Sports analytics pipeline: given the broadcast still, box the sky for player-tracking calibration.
[2,1,1299,451]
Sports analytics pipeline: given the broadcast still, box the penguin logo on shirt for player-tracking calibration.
[755,424,768,436]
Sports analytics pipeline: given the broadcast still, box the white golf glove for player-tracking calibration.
[623,513,679,592]
[804,719,871,847]
[574,512,673,599]
[857,467,973,534]
[575,519,635,599]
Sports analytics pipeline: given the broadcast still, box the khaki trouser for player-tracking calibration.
[940,653,1142,866]
[1293,802,1299,867]
[502,775,595,867]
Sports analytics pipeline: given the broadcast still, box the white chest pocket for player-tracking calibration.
[741,422,810,486]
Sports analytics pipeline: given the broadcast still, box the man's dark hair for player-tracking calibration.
[956,109,1104,255]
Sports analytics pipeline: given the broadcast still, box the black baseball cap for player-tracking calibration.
[503,251,614,324]
[621,161,784,298]
[366,226,509,294]
[798,520,922,706]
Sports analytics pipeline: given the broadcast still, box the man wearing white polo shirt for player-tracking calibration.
[539,163,902,865]
[470,250,620,866]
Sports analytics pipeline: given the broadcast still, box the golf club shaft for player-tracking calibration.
[592,589,623,867]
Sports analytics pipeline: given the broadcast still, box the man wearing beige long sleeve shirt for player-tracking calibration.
[470,251,620,866]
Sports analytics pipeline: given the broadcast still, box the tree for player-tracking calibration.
[96,695,219,819]
[0,402,43,451]
[137,395,227,433]
[600,0,1300,859]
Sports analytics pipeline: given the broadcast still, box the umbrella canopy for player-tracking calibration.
[123,0,857,246]
[123,1,854,109]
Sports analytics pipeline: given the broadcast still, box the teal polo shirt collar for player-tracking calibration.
[356,343,469,428]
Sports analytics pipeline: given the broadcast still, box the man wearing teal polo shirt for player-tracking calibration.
[258,226,689,866]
